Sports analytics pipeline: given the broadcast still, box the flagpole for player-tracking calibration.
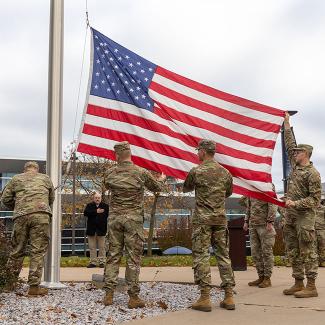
[42,0,66,289]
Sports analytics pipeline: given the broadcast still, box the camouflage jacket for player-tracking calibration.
[315,205,325,230]
[104,161,164,221]
[183,159,233,225]
[1,171,55,219]
[284,128,321,221]
[244,197,277,226]
[278,206,286,228]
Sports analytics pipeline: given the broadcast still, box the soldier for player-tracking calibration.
[283,112,322,298]
[315,199,325,267]
[183,139,235,312]
[243,196,277,288]
[102,141,165,308]
[1,161,54,296]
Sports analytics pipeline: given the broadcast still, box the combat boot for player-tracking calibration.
[103,291,114,306]
[128,294,146,309]
[220,287,235,310]
[191,288,212,312]
[294,278,318,298]
[248,277,264,286]
[258,277,272,288]
[283,279,304,295]
[28,285,48,296]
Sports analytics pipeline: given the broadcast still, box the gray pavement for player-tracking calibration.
[20,266,325,324]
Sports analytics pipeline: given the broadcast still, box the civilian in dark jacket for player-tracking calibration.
[84,192,109,268]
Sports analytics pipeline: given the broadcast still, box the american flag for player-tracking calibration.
[77,28,285,205]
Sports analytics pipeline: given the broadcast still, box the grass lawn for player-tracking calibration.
[22,255,288,267]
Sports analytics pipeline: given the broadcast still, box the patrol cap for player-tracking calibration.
[24,161,39,170]
[113,141,131,154]
[293,144,313,155]
[196,139,216,153]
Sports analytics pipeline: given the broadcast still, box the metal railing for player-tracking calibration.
[0,211,248,255]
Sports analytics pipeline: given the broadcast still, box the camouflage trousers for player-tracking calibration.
[103,217,144,295]
[249,225,275,278]
[6,213,50,286]
[316,229,325,264]
[192,224,235,290]
[283,223,318,280]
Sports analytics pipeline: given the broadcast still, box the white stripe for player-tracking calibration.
[152,73,284,125]
[79,133,196,172]
[89,95,186,135]
[174,120,273,157]
[216,153,271,174]
[149,89,278,141]
[84,114,195,153]
[84,113,272,174]
[88,96,274,158]
[233,177,273,193]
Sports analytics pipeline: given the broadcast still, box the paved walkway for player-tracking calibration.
[20,266,325,324]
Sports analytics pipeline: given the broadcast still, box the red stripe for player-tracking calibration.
[223,164,271,183]
[156,66,286,118]
[150,81,281,134]
[77,143,188,179]
[88,104,272,165]
[154,100,275,149]
[82,123,270,183]
[233,185,285,207]
[82,123,199,164]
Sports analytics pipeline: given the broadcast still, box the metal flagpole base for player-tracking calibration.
[41,281,67,289]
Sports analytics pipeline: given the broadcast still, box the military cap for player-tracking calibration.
[196,139,216,153]
[24,161,39,170]
[113,141,131,154]
[292,144,313,155]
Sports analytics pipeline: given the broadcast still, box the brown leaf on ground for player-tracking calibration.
[157,300,168,310]
[70,313,77,318]
[118,307,127,313]
[47,306,63,313]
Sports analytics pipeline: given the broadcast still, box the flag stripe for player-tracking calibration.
[78,142,188,179]
[152,98,275,149]
[233,184,285,207]
[87,102,272,164]
[88,96,275,158]
[82,119,271,182]
[149,80,281,135]
[155,66,285,120]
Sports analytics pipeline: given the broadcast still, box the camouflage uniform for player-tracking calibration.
[245,198,277,278]
[278,206,290,265]
[1,166,54,286]
[315,204,325,265]
[183,143,235,290]
[283,129,322,280]
[103,142,163,295]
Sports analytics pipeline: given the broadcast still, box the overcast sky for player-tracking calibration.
[0,0,324,190]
